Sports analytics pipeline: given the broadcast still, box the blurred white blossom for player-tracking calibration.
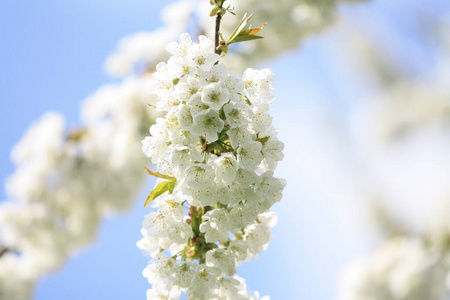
[338,236,450,300]
[0,74,160,297]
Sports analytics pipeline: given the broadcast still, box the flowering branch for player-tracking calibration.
[138,8,285,296]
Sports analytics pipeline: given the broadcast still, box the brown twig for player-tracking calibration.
[0,247,9,258]
[214,12,222,55]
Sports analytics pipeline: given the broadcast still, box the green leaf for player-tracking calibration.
[230,34,263,44]
[226,15,266,45]
[144,166,176,180]
[227,13,251,43]
[144,179,177,208]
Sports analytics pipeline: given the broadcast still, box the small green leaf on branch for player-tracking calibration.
[226,13,266,45]
[228,13,252,43]
[144,166,176,180]
[230,34,264,44]
[144,179,177,208]
[210,0,228,16]
[210,6,226,17]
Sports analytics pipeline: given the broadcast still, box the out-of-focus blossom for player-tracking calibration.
[104,0,194,77]
[0,74,160,296]
[105,0,370,77]
[338,237,449,300]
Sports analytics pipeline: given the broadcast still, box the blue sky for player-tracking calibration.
[1,0,449,299]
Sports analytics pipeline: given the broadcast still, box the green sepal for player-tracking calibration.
[210,0,226,6]
[144,179,177,208]
[210,6,225,16]
[66,128,87,142]
[257,136,270,144]
[226,8,235,15]
[216,44,228,57]
[227,13,252,43]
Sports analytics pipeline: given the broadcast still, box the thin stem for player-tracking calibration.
[214,13,222,55]
[0,247,9,258]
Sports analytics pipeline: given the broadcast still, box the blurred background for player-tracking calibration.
[1,0,450,299]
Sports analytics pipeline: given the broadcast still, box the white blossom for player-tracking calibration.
[190,108,224,142]
[174,77,201,102]
[228,240,250,264]
[228,126,256,149]
[167,32,193,58]
[172,261,196,288]
[224,102,254,128]
[213,153,239,185]
[237,141,263,171]
[183,163,215,189]
[337,238,448,300]
[198,62,229,84]
[187,265,219,299]
[201,82,230,110]
[200,208,231,243]
[257,171,287,205]
[244,224,272,257]
[229,204,257,230]
[187,36,219,71]
[206,248,236,276]
[262,136,285,169]
[168,221,193,244]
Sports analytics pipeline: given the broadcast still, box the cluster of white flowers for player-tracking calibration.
[0,74,159,298]
[337,236,450,300]
[137,33,285,299]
